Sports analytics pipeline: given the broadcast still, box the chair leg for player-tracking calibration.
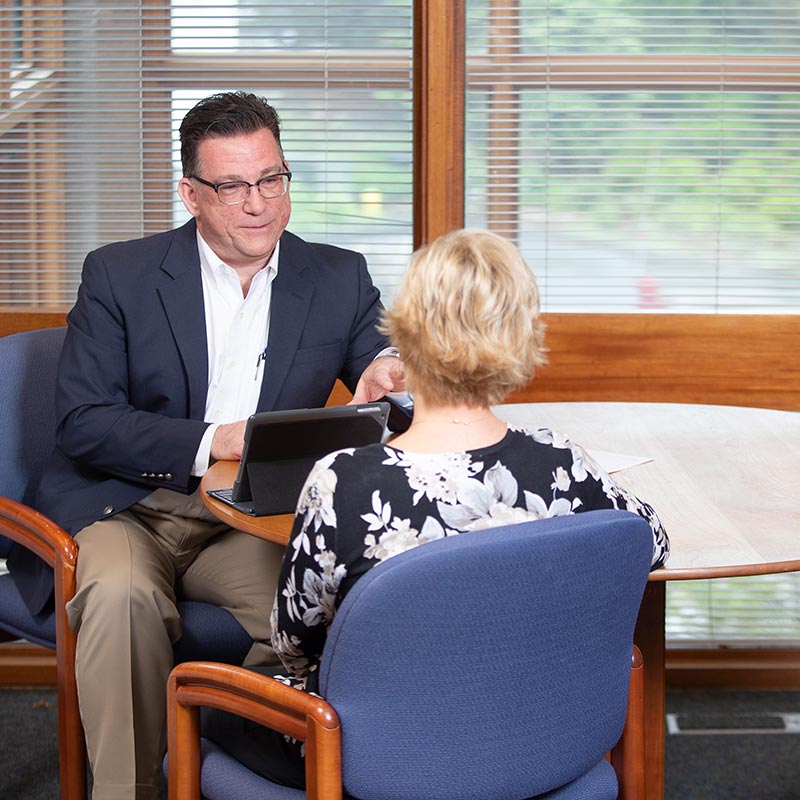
[55,572,88,800]
[56,676,88,800]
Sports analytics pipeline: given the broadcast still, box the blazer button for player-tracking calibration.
[157,473,164,479]
[102,505,114,516]
[165,473,173,482]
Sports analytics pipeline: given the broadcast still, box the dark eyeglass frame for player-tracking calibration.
[190,170,292,204]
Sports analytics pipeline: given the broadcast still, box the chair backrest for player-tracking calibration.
[0,328,66,558]
[318,509,653,800]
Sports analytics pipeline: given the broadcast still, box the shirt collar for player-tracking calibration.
[196,231,281,284]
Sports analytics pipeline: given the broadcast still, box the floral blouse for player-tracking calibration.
[270,425,669,694]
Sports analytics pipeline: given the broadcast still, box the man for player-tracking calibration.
[8,91,403,800]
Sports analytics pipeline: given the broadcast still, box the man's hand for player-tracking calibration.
[350,355,406,404]
[210,420,248,462]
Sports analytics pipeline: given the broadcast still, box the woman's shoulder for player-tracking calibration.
[504,424,578,453]
[295,444,402,530]
[304,442,399,484]
[497,424,597,473]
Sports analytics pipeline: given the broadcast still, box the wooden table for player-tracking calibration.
[495,402,800,800]
[201,401,800,800]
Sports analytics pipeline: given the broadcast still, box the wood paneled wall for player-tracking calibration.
[507,312,800,411]
[0,309,68,337]
[5,309,797,411]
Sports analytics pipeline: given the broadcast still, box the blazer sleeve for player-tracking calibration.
[336,251,391,393]
[55,248,209,493]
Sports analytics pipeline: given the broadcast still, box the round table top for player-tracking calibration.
[202,401,800,581]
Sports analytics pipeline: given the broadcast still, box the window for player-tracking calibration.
[667,574,800,645]
[0,0,414,307]
[465,0,800,312]
[2,0,798,649]
[464,0,800,647]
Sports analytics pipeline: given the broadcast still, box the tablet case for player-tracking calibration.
[383,391,414,433]
[208,402,390,516]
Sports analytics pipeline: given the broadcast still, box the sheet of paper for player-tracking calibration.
[585,449,653,474]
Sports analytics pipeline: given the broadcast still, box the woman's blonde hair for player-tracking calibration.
[381,228,547,406]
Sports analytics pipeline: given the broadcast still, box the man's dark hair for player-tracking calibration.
[179,91,283,177]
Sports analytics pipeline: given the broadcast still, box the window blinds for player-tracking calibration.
[465,0,800,313]
[667,574,800,645]
[0,0,413,307]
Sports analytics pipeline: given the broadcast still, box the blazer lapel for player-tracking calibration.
[156,220,209,421]
[257,242,313,411]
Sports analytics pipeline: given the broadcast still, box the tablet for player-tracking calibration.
[206,402,390,517]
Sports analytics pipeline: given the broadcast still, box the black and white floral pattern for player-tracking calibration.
[270,425,669,694]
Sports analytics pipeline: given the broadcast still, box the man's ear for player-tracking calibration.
[177,177,199,216]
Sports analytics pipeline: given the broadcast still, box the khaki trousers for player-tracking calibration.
[65,490,284,800]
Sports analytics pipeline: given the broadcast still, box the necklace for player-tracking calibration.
[411,414,495,427]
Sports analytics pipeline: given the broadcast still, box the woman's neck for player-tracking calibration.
[388,396,508,453]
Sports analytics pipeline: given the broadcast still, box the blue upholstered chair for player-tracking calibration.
[167,509,652,800]
[0,328,254,799]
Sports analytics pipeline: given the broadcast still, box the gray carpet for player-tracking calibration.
[0,689,60,799]
[0,688,166,800]
[1,687,799,799]
[665,689,800,800]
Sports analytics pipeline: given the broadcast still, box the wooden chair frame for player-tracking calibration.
[610,646,645,800]
[167,661,342,800]
[0,497,86,800]
[167,646,645,800]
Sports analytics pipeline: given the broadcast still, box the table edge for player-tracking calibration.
[649,558,800,582]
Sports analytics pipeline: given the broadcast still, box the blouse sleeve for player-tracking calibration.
[563,438,670,570]
[270,455,348,682]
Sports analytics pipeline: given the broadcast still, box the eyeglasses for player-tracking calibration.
[190,171,292,204]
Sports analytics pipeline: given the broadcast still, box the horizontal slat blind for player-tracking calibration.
[667,574,800,644]
[0,1,413,307]
[466,0,800,647]
[465,0,800,313]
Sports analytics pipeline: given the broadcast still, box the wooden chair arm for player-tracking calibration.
[0,496,78,570]
[611,645,645,800]
[167,661,342,800]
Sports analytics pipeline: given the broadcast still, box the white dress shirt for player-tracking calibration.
[192,232,279,476]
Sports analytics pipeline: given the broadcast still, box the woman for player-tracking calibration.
[206,228,669,786]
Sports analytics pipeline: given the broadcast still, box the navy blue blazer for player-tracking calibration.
[9,219,389,615]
